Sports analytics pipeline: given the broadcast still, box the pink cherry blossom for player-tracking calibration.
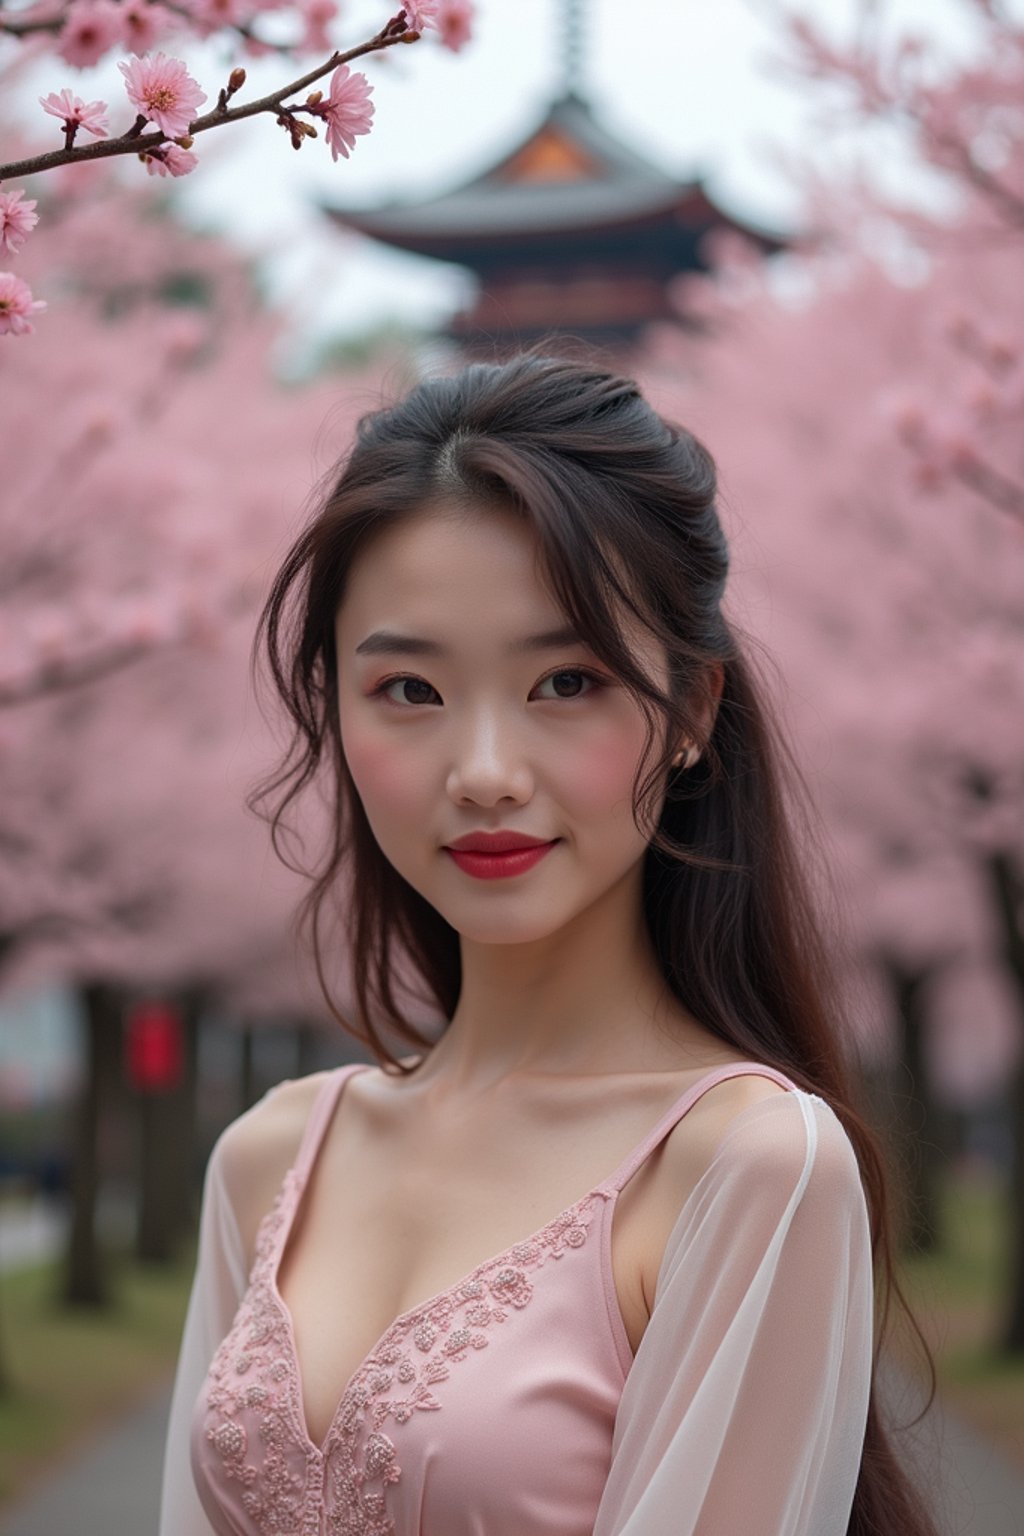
[399,0,438,32]
[156,309,210,362]
[118,52,208,139]
[56,0,122,67]
[39,88,110,139]
[121,0,168,54]
[298,0,337,55]
[322,64,374,162]
[189,0,248,38]
[140,142,199,177]
[0,272,47,336]
[0,190,39,257]
[437,0,473,51]
[932,422,982,472]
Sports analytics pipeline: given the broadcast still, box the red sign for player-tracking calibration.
[125,999,184,1094]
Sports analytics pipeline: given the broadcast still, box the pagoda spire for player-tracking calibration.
[561,0,585,99]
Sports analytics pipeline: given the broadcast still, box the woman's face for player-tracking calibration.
[334,501,672,947]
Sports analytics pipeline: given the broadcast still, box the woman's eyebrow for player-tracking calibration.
[354,625,583,658]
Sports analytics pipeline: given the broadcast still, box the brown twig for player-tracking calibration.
[955,458,1024,527]
[0,15,414,181]
[3,0,298,56]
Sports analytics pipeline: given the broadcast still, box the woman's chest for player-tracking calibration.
[272,1083,696,1450]
[197,1195,629,1536]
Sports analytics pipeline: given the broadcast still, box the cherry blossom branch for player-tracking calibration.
[0,635,168,706]
[0,18,409,180]
[924,128,1024,231]
[893,408,1024,529]
[4,0,308,61]
[0,579,254,707]
[954,458,1024,526]
[771,10,1024,234]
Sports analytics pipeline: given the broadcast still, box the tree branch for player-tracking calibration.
[0,17,413,181]
[955,458,1024,527]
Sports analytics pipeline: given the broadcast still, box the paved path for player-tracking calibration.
[875,1353,1024,1536]
[2,1381,172,1536]
[1,1355,1021,1535]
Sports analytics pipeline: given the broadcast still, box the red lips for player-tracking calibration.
[444,834,559,881]
[445,831,554,853]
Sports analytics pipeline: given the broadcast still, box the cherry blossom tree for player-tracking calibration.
[0,150,346,705]
[637,0,1024,1346]
[764,0,1024,1342]
[0,0,475,332]
[0,156,387,1302]
[762,0,1024,529]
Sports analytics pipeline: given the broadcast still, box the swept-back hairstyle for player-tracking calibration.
[251,350,940,1536]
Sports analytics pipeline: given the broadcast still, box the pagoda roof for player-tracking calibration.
[320,93,785,255]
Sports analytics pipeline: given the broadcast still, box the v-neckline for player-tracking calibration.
[267,1059,606,1455]
[265,1058,793,1456]
[270,1184,602,1456]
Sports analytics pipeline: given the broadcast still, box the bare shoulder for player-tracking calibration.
[214,1071,334,1171]
[661,1073,860,1210]
[211,1070,339,1260]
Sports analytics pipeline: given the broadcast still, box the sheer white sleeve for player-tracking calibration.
[158,1124,250,1536]
[591,1088,874,1536]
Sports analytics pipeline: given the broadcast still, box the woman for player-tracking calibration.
[160,353,941,1535]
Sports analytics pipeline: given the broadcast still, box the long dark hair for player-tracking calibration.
[250,350,941,1536]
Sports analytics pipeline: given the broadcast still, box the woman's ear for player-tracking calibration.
[671,663,725,767]
[697,661,725,746]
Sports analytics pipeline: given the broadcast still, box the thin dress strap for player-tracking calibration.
[596,1061,799,1197]
[291,1062,373,1186]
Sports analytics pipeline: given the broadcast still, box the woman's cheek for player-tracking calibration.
[341,719,425,822]
[558,717,649,817]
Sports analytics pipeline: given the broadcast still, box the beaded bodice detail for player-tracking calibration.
[198,1155,602,1536]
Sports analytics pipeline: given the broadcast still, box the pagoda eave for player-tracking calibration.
[321,198,785,273]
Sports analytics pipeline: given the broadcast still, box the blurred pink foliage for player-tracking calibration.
[0,159,397,1025]
[770,0,1024,525]
[642,0,1024,1104]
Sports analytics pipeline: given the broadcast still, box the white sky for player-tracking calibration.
[8,0,1007,368]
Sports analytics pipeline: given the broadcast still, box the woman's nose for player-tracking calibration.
[445,713,533,807]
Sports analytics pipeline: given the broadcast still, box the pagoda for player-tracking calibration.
[320,3,787,350]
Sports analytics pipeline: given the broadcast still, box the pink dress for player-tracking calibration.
[159,1060,873,1536]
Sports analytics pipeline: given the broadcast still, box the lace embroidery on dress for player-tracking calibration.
[199,1163,601,1536]
[203,1167,316,1534]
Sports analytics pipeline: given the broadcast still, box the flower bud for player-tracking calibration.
[228,67,247,91]
[177,135,195,149]
[306,90,323,105]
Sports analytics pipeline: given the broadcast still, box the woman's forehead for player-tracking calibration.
[335,501,667,679]
[338,505,554,626]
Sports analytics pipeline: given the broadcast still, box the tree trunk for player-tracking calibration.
[295,1021,318,1078]
[63,980,121,1306]
[240,1024,257,1113]
[880,954,945,1257]
[134,986,207,1262]
[173,986,204,1235]
[136,1087,179,1263]
[984,848,1024,1355]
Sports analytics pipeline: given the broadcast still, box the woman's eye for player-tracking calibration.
[372,667,606,708]
[376,675,441,706]
[533,668,604,701]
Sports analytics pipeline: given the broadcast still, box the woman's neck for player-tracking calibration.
[410,880,717,1098]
